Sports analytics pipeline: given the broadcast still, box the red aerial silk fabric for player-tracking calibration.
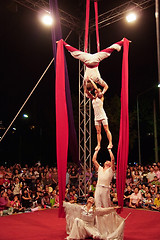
[116,38,130,213]
[85,0,90,53]
[56,40,69,217]
[94,0,100,52]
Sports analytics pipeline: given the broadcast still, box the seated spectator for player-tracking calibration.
[12,177,21,196]
[68,191,75,203]
[70,167,78,187]
[142,193,153,210]
[50,190,56,207]
[154,165,160,180]
[151,176,160,187]
[11,195,24,213]
[0,166,5,191]
[126,168,133,186]
[53,190,59,207]
[89,180,97,196]
[3,174,11,190]
[0,190,12,216]
[30,189,40,208]
[13,169,20,180]
[152,193,160,211]
[124,186,133,207]
[132,171,141,187]
[143,186,151,198]
[7,188,14,201]
[43,174,53,187]
[141,166,148,185]
[112,192,118,205]
[147,168,156,184]
[21,188,32,210]
[41,193,51,208]
[52,167,58,190]
[129,187,142,208]
[139,184,146,196]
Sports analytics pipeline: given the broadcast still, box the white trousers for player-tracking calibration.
[95,185,111,208]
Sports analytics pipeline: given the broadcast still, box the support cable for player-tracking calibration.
[0,58,54,142]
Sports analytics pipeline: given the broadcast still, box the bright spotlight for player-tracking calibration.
[41,14,54,26]
[23,114,29,119]
[158,83,160,88]
[126,13,137,23]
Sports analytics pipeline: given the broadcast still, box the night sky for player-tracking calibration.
[0,0,159,166]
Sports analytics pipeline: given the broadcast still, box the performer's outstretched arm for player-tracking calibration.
[92,149,100,172]
[95,206,120,216]
[108,149,115,171]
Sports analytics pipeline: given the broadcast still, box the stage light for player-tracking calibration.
[41,14,54,26]
[23,114,29,118]
[158,83,160,88]
[126,13,137,23]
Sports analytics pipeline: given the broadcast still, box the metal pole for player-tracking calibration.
[155,0,160,111]
[137,96,141,165]
[153,99,159,163]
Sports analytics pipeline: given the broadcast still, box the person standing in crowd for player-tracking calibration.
[92,148,115,207]
[147,167,156,184]
[154,165,160,180]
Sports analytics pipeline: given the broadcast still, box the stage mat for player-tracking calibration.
[0,207,159,240]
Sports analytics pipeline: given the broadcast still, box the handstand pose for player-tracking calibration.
[85,79,112,150]
[63,39,124,98]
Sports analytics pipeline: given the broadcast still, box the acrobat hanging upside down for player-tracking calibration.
[63,38,124,98]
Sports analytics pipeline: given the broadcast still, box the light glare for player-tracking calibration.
[158,83,160,88]
[126,13,137,23]
[41,14,53,26]
[23,114,28,118]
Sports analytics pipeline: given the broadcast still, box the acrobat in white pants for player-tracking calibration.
[63,39,124,95]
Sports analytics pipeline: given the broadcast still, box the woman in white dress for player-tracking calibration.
[84,79,113,150]
[63,197,124,240]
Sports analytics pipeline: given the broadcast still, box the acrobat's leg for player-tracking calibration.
[95,123,102,151]
[63,41,92,63]
[103,124,113,149]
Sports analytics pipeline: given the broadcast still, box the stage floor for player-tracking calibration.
[0,207,159,240]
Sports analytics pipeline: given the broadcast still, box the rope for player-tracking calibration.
[0,58,54,143]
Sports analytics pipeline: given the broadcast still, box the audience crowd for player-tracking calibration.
[0,161,160,216]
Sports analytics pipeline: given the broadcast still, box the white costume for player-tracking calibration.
[63,201,125,240]
[95,166,114,207]
[92,97,108,125]
[63,40,123,87]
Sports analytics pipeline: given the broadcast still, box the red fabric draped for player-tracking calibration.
[56,40,69,217]
[94,0,100,52]
[85,0,90,53]
[116,38,130,213]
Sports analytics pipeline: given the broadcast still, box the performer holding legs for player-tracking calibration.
[92,148,115,208]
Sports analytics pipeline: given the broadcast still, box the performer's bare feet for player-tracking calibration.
[95,145,101,151]
[107,143,113,149]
